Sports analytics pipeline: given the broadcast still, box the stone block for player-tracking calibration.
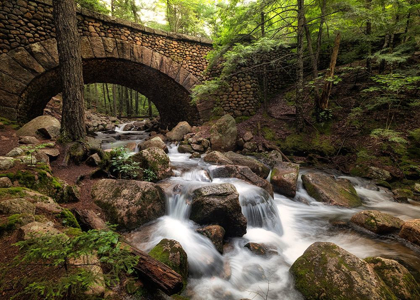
[40,39,59,64]
[116,40,130,60]
[80,36,94,59]
[102,37,118,58]
[0,53,34,83]
[9,47,45,73]
[28,42,56,70]
[89,37,106,58]
[141,46,152,66]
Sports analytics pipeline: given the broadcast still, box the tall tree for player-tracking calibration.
[53,0,86,141]
[296,0,305,132]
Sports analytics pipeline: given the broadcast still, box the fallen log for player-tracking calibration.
[128,245,184,295]
[72,208,108,231]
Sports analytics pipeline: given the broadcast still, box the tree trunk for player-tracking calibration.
[366,0,372,74]
[102,84,107,114]
[135,92,139,116]
[304,16,318,80]
[53,0,86,142]
[112,84,117,117]
[148,98,152,118]
[296,0,305,132]
[94,83,98,112]
[319,32,341,111]
[315,0,326,68]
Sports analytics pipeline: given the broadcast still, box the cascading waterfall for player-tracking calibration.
[97,126,420,300]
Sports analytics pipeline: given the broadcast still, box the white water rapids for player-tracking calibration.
[98,125,420,300]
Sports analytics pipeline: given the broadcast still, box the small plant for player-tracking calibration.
[110,147,140,179]
[143,168,157,182]
[6,228,138,299]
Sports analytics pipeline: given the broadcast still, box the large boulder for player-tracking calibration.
[132,147,172,181]
[149,239,189,283]
[270,162,299,197]
[18,221,62,240]
[399,219,420,246]
[0,177,12,188]
[290,242,395,300]
[17,116,61,139]
[139,137,168,153]
[196,225,225,254]
[91,179,165,230]
[365,257,420,300]
[224,151,270,179]
[203,151,233,165]
[302,172,362,208]
[190,183,247,238]
[210,114,237,152]
[166,121,192,141]
[350,210,404,234]
[209,165,273,197]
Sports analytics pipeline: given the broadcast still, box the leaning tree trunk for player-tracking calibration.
[296,0,305,132]
[53,0,86,142]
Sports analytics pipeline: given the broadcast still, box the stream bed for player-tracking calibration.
[97,123,420,300]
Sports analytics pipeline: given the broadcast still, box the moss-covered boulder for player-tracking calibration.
[196,225,225,254]
[92,179,165,230]
[0,157,15,171]
[399,219,420,246]
[290,242,396,300]
[0,213,35,236]
[210,114,237,152]
[190,183,247,238]
[270,162,299,198]
[17,221,62,240]
[302,172,362,208]
[149,239,188,285]
[365,257,420,300]
[0,177,12,188]
[224,151,270,179]
[132,147,172,181]
[350,210,404,234]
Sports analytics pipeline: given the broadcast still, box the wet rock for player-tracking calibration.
[350,210,404,234]
[210,114,237,152]
[302,172,362,208]
[166,121,192,141]
[18,221,62,240]
[92,179,165,230]
[19,136,40,145]
[197,225,225,254]
[86,153,101,166]
[149,239,188,283]
[0,157,15,170]
[224,151,270,178]
[0,198,36,215]
[6,147,24,157]
[365,257,420,299]
[399,219,420,246]
[132,147,172,181]
[392,189,412,203]
[0,177,12,188]
[140,137,168,153]
[17,116,60,139]
[203,151,233,165]
[209,165,273,197]
[178,144,194,153]
[191,183,247,238]
[124,142,137,152]
[290,242,395,300]
[270,162,299,198]
[190,152,201,159]
[123,123,134,131]
[243,142,257,153]
[244,242,267,256]
[242,263,266,282]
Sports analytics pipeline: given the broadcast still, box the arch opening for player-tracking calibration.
[18,58,200,128]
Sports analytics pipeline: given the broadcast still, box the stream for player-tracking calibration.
[97,122,420,300]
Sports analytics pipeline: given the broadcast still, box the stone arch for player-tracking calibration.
[0,37,203,128]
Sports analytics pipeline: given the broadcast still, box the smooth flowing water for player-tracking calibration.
[101,124,420,300]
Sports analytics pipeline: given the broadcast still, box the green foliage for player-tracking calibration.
[143,168,157,182]
[76,0,109,14]
[59,209,81,229]
[110,147,140,179]
[191,78,226,106]
[10,229,138,299]
[371,129,408,144]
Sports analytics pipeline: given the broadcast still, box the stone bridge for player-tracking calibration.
[0,0,213,127]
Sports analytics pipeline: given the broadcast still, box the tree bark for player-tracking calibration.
[53,0,86,142]
[315,0,326,67]
[366,0,372,74]
[319,32,341,111]
[296,0,305,132]
[112,84,117,117]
